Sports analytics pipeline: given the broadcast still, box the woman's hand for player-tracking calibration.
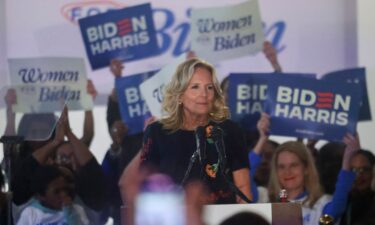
[257,112,270,139]
[87,79,98,100]
[5,88,17,107]
[187,51,196,59]
[262,41,282,72]
[342,133,360,171]
[253,112,270,155]
[55,106,71,144]
[110,59,124,77]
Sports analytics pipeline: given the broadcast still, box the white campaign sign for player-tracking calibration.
[3,0,365,163]
[5,0,358,95]
[190,0,264,63]
[140,53,187,118]
[8,57,93,113]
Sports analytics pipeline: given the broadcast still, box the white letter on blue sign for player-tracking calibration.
[125,87,139,104]
[277,86,292,103]
[237,84,250,100]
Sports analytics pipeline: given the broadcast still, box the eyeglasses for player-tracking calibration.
[351,167,372,174]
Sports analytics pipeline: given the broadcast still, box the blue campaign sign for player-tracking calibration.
[227,73,270,132]
[265,75,361,141]
[227,72,315,132]
[79,3,159,70]
[322,68,371,121]
[115,71,157,135]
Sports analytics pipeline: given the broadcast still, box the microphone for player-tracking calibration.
[207,123,227,171]
[181,126,206,185]
[204,122,252,203]
[195,126,206,164]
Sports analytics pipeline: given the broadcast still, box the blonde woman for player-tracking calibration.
[120,58,252,208]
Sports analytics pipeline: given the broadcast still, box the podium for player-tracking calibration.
[203,203,302,225]
[121,202,302,225]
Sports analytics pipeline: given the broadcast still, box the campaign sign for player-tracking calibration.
[322,68,371,121]
[190,0,264,63]
[227,73,269,131]
[8,57,93,113]
[79,3,159,70]
[266,75,361,141]
[227,72,316,132]
[115,71,157,135]
[140,53,187,118]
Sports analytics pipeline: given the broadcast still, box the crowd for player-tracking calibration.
[0,41,374,225]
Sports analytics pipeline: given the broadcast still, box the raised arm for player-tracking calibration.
[263,41,282,72]
[110,58,124,78]
[62,107,93,166]
[342,133,360,171]
[249,113,270,202]
[107,59,124,132]
[32,113,65,164]
[253,112,270,155]
[322,133,359,221]
[80,79,97,147]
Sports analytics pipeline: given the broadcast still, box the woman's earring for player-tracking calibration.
[178,101,182,105]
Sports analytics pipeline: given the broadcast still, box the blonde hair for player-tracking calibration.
[160,58,229,132]
[268,141,323,207]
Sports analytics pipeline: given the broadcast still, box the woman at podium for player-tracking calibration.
[119,57,252,206]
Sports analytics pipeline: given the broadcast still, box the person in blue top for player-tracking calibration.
[250,113,358,225]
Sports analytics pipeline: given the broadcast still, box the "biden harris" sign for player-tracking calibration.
[79,3,159,70]
[266,75,361,141]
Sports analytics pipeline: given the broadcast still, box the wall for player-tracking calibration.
[357,0,375,151]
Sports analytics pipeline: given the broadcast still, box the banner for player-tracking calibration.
[227,73,269,131]
[115,71,157,135]
[190,0,264,63]
[8,57,93,113]
[266,75,361,141]
[5,0,358,95]
[140,53,187,118]
[78,3,159,70]
[227,73,316,131]
[322,67,371,121]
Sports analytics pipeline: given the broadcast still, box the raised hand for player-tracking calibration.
[110,59,124,77]
[342,133,361,171]
[87,79,97,100]
[187,51,197,59]
[5,88,17,107]
[253,112,271,154]
[257,112,270,139]
[54,113,66,145]
[59,106,72,135]
[262,41,282,72]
